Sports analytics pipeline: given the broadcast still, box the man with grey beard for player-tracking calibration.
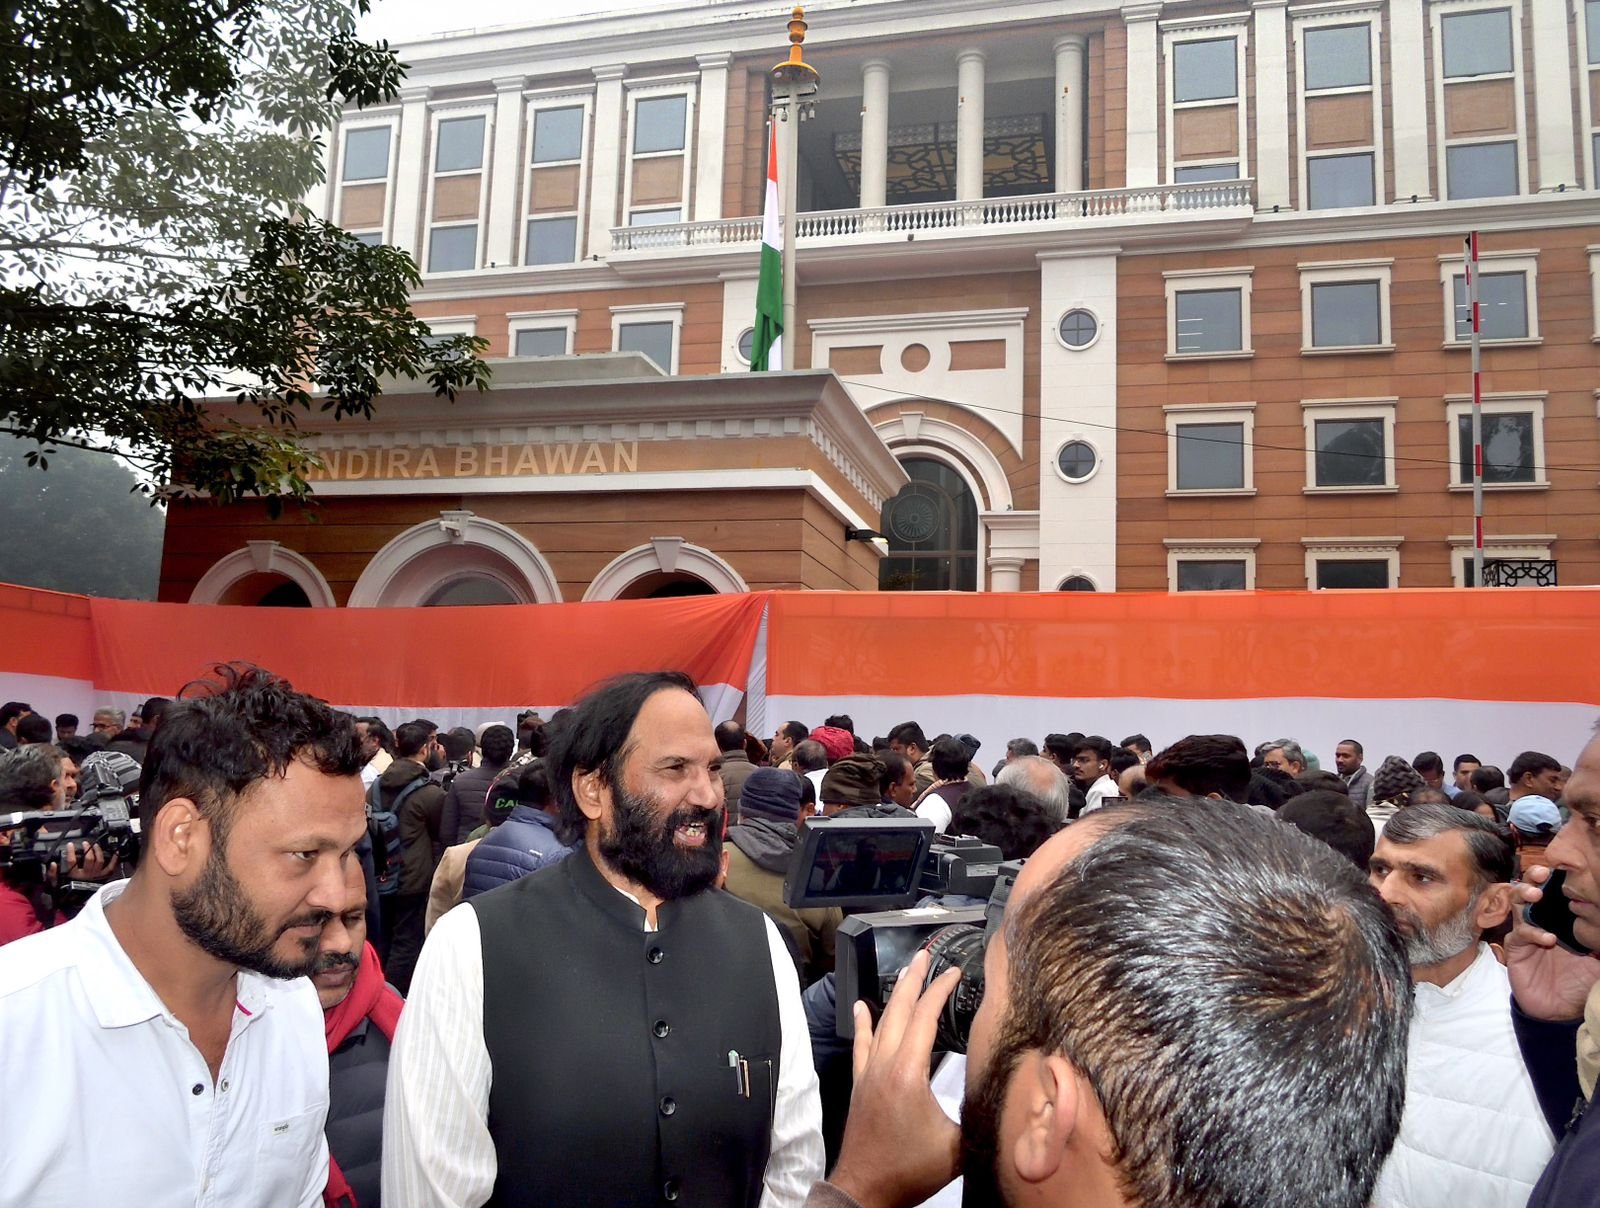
[1367,803,1554,1207]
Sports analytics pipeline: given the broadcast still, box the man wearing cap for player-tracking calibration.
[819,754,904,819]
[1508,796,1562,876]
[1367,803,1553,1206]
[953,734,987,788]
[724,768,842,986]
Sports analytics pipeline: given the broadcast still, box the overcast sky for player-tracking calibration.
[359,0,672,44]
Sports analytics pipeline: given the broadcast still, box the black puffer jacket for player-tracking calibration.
[327,1019,393,1207]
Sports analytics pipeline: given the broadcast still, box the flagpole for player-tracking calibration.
[770,7,818,370]
[1465,231,1483,587]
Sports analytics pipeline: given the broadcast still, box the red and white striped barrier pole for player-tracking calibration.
[1465,232,1484,587]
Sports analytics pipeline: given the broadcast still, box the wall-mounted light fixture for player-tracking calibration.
[845,526,889,551]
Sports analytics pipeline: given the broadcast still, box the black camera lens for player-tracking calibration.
[921,923,988,1054]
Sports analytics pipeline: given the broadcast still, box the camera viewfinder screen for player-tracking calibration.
[803,828,925,899]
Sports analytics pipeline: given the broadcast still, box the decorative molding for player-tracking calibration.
[870,410,1015,512]
[348,510,563,607]
[583,539,750,601]
[189,543,337,608]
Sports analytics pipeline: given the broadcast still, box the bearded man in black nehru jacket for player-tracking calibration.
[383,671,823,1207]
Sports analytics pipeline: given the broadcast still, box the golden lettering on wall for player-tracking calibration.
[307,441,642,482]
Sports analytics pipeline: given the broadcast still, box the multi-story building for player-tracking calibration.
[161,0,1600,606]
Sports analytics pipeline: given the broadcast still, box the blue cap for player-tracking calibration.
[1508,795,1561,836]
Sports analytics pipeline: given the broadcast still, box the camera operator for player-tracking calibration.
[0,665,366,1207]
[810,798,1411,1208]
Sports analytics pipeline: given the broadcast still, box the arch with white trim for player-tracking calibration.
[189,542,337,607]
[348,511,563,607]
[582,538,750,602]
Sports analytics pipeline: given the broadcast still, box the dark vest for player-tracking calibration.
[326,1019,391,1208]
[472,847,780,1207]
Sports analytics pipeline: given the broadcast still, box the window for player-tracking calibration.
[526,216,578,266]
[1302,399,1396,490]
[423,576,521,607]
[1311,282,1379,347]
[1299,261,1391,352]
[1444,394,1546,489]
[1307,153,1375,209]
[1449,536,1555,587]
[428,226,477,273]
[1166,539,1258,591]
[1053,440,1100,483]
[1590,0,1600,64]
[514,328,568,357]
[532,106,584,164]
[1165,404,1255,495]
[1443,254,1537,343]
[736,327,755,365]
[1176,290,1242,353]
[1317,559,1389,589]
[633,95,687,153]
[1441,8,1514,78]
[1174,163,1239,183]
[1058,576,1098,592]
[1303,24,1371,90]
[629,208,682,226]
[612,304,683,374]
[1303,538,1401,589]
[1173,38,1237,102]
[1446,141,1518,200]
[880,458,979,592]
[1166,269,1252,358]
[618,322,674,372]
[342,126,391,182]
[435,116,486,173]
[1056,308,1099,349]
[353,231,383,247]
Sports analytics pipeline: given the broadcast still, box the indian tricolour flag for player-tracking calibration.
[750,119,783,371]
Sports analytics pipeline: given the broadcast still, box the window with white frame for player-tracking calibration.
[1299,259,1392,352]
[420,317,477,363]
[1163,22,1249,185]
[1432,2,1526,201]
[508,310,577,358]
[1165,539,1258,591]
[1443,393,1546,489]
[425,108,490,274]
[524,97,590,267]
[611,303,683,374]
[1439,251,1538,345]
[1582,1,1600,187]
[1294,14,1383,210]
[1303,537,1402,589]
[1165,269,1252,358]
[622,82,696,238]
[334,120,396,243]
[1590,246,1600,341]
[1165,404,1255,495]
[1448,535,1555,586]
[1301,398,1396,491]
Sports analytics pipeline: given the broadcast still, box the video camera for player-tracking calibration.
[782,816,1024,1053]
[0,798,140,889]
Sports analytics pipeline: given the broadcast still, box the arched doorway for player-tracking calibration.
[879,457,979,591]
[420,575,524,606]
[616,572,717,599]
[189,542,336,607]
[582,539,748,602]
[348,511,563,607]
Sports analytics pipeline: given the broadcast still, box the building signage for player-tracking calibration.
[307,441,641,482]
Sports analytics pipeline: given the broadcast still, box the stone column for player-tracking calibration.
[586,64,627,257]
[694,53,733,220]
[389,85,432,258]
[1388,2,1431,199]
[1252,0,1291,209]
[484,76,525,268]
[860,58,891,208]
[1054,35,1087,192]
[1122,3,1161,188]
[988,556,1025,593]
[956,49,986,201]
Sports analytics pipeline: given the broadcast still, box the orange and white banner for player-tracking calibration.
[759,591,1600,774]
[0,585,766,732]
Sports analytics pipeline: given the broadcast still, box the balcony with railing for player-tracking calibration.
[609,179,1256,256]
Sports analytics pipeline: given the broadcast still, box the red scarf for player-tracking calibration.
[322,943,404,1208]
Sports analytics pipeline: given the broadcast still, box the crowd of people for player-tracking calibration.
[0,681,1597,1208]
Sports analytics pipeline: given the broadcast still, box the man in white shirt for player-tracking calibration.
[1368,803,1554,1207]
[355,717,394,791]
[0,664,368,1207]
[1070,735,1120,814]
[384,671,822,1208]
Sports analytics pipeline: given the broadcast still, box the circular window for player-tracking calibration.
[1058,575,1097,592]
[736,327,754,365]
[1057,308,1099,350]
[1054,439,1099,483]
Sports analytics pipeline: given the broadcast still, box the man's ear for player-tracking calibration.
[1475,882,1513,931]
[574,767,607,822]
[1009,1052,1079,1186]
[148,798,208,877]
